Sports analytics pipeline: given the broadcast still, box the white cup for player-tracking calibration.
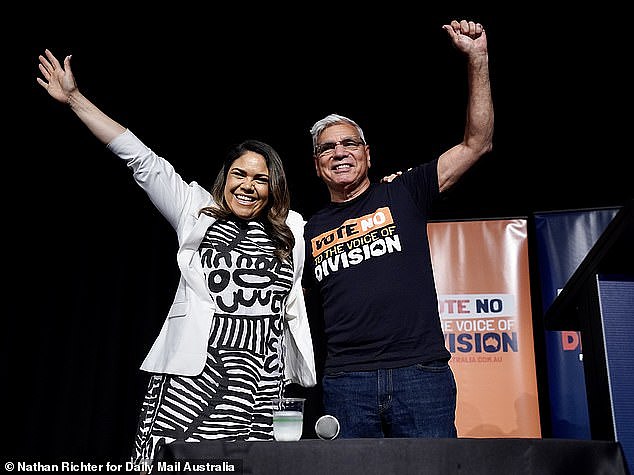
[272,397,305,441]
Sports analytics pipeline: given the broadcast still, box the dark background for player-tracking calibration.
[5,10,631,463]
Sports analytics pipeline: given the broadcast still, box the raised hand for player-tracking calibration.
[442,19,487,57]
[36,49,77,104]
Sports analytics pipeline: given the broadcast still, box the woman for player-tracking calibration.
[37,49,316,468]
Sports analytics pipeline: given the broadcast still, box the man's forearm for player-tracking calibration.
[464,53,494,155]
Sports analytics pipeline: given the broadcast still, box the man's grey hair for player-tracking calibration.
[309,113,366,153]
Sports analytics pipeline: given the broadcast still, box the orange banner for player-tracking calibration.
[428,219,541,437]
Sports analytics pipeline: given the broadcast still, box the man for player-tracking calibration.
[302,19,493,438]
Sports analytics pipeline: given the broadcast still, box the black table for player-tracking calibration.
[154,437,629,475]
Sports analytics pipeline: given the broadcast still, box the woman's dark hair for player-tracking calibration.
[199,140,294,261]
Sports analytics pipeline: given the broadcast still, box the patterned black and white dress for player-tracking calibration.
[132,218,293,465]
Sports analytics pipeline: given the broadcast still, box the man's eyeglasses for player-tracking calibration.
[314,138,366,158]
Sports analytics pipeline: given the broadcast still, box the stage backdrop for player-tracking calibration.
[533,207,619,439]
[428,218,541,437]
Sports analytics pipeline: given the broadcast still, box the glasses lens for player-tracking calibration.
[316,138,364,157]
[317,143,335,156]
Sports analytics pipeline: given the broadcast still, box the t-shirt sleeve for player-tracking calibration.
[393,158,440,214]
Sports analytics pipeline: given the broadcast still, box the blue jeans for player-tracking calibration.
[322,360,457,438]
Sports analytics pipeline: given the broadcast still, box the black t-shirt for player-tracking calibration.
[303,160,451,373]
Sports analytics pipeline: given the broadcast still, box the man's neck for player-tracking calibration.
[329,179,371,203]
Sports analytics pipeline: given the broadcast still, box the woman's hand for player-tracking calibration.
[36,49,78,104]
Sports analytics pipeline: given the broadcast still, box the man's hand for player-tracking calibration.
[442,19,487,57]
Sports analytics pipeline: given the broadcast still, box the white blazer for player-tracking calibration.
[107,130,316,387]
